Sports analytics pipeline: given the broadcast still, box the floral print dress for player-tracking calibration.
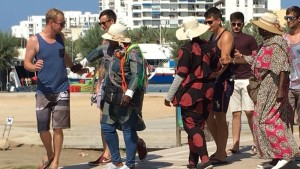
[244,35,298,159]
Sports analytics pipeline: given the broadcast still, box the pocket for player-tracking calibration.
[104,85,123,105]
[59,48,65,58]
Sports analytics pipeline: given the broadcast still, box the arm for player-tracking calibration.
[24,35,43,72]
[165,47,190,106]
[276,71,289,102]
[213,31,234,77]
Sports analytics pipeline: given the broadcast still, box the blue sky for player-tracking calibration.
[0,0,299,32]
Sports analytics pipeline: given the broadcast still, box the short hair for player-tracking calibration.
[99,9,117,22]
[286,6,300,17]
[204,7,222,19]
[45,8,64,24]
[230,12,244,23]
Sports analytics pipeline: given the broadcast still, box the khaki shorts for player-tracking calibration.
[228,79,254,113]
[36,91,70,133]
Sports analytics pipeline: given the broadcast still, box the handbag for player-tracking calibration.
[247,70,270,102]
[104,85,123,105]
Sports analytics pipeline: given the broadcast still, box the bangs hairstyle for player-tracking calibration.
[100,9,117,22]
[230,12,244,23]
[46,8,64,24]
[204,7,222,19]
[286,6,300,17]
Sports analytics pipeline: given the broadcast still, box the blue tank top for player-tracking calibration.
[210,30,235,80]
[35,33,69,93]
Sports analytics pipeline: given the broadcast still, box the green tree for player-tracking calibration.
[76,24,104,67]
[0,31,19,70]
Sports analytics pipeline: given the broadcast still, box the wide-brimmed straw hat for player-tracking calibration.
[176,16,209,41]
[251,12,283,35]
[102,23,131,43]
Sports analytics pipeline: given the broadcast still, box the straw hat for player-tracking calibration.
[251,12,283,35]
[176,16,209,41]
[102,23,131,43]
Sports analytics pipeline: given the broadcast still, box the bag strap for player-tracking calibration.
[261,70,271,80]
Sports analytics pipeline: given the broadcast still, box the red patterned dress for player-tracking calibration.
[244,35,298,159]
[171,38,220,166]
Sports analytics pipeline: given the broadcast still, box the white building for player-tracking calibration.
[11,11,99,40]
[99,0,281,29]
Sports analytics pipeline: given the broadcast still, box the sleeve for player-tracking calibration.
[270,42,290,75]
[249,36,258,52]
[176,47,191,78]
[125,47,144,97]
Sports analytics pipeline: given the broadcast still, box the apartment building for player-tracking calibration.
[11,11,99,40]
[100,0,281,29]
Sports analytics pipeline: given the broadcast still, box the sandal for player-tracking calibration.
[251,145,257,154]
[210,157,228,166]
[227,148,240,154]
[38,158,54,169]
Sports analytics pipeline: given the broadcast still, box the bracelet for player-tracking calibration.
[240,54,243,58]
[232,58,236,64]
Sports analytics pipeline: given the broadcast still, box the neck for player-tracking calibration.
[214,27,224,37]
[42,26,58,39]
[289,26,300,35]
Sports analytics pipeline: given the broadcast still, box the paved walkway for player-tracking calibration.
[1,92,300,169]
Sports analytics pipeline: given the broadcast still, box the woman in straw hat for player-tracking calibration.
[231,12,298,169]
[165,16,222,169]
[100,23,147,169]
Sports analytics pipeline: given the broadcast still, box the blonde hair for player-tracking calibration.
[45,8,64,24]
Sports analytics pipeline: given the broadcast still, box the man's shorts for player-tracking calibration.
[213,78,234,113]
[228,79,254,113]
[36,91,70,133]
[288,89,300,124]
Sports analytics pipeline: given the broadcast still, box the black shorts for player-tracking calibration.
[213,78,234,113]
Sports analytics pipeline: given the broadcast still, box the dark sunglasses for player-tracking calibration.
[53,21,66,27]
[284,16,297,21]
[204,20,214,25]
[98,20,111,26]
[231,22,243,27]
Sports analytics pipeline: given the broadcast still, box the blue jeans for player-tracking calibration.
[101,109,138,167]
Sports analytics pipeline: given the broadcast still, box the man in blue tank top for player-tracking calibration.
[204,7,235,165]
[24,8,87,169]
[284,6,300,146]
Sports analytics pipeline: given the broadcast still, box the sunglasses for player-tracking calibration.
[98,20,111,26]
[284,16,297,21]
[231,22,243,27]
[53,20,66,27]
[204,20,214,25]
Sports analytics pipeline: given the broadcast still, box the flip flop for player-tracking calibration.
[38,158,54,169]
[210,157,228,166]
[227,148,240,154]
[251,145,257,154]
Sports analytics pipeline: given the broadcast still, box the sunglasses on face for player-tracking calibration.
[284,16,297,21]
[204,20,214,25]
[98,20,111,26]
[53,21,66,27]
[231,22,243,27]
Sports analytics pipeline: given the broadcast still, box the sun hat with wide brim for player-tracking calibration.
[176,16,210,41]
[251,12,283,35]
[102,23,131,43]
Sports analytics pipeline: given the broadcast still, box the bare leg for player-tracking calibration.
[40,131,54,161]
[101,129,111,157]
[214,112,228,161]
[206,111,218,146]
[51,128,64,169]
[231,111,242,151]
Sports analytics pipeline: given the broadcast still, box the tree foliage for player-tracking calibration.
[0,31,19,70]
[75,24,104,67]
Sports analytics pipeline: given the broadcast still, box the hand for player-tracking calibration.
[121,95,131,107]
[76,68,89,75]
[164,99,171,107]
[208,71,221,79]
[276,90,284,102]
[35,59,43,71]
[234,49,242,58]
